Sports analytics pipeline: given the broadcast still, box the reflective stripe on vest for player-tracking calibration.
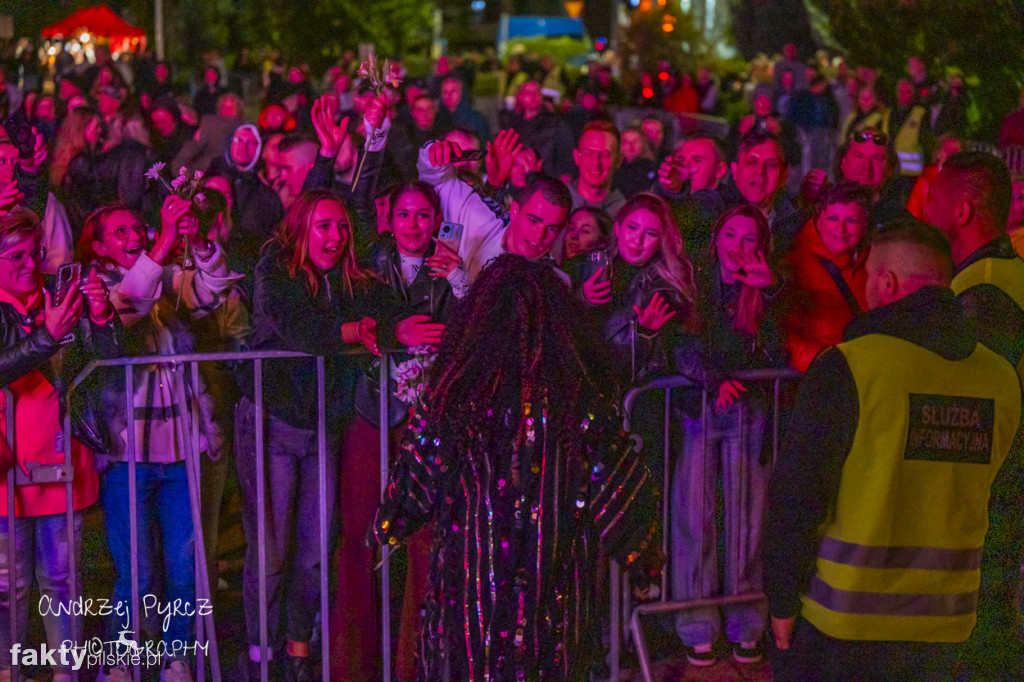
[893,106,926,176]
[801,334,1021,643]
[897,151,924,174]
[952,255,1024,382]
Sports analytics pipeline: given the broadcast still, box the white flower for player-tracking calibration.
[194,192,206,203]
[145,162,166,181]
[193,170,204,180]
[170,175,186,190]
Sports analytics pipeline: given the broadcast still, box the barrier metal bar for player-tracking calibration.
[124,364,141,682]
[317,357,330,682]
[379,358,392,682]
[254,358,268,682]
[61,406,79,682]
[615,369,801,682]
[3,388,16,681]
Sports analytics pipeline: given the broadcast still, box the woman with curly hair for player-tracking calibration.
[371,254,657,682]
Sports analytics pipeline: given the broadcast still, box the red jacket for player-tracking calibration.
[781,219,868,372]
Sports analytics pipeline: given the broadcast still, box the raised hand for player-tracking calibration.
[428,140,463,168]
[80,269,112,320]
[20,127,47,174]
[426,240,462,278]
[581,267,612,305]
[43,285,83,341]
[799,169,828,207]
[732,250,773,288]
[657,157,687,194]
[633,292,677,332]
[396,315,446,347]
[312,95,351,158]
[485,129,523,188]
[356,317,380,356]
[0,181,24,216]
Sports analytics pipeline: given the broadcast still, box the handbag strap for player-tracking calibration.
[817,255,861,316]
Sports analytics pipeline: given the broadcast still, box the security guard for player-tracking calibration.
[926,151,1024,677]
[763,219,1023,681]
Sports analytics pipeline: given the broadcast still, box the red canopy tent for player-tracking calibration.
[41,5,146,54]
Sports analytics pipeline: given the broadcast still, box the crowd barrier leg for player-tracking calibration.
[316,357,331,682]
[4,388,18,681]
[186,362,221,681]
[253,359,269,682]
[124,365,142,682]
[379,358,392,682]
[608,559,620,681]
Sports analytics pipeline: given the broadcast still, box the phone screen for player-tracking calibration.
[55,263,81,306]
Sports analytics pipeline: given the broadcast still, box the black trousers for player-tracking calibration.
[770,618,957,682]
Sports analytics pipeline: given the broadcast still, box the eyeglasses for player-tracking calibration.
[853,131,888,146]
[0,246,46,268]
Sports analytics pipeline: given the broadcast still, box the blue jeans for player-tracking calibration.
[234,397,339,649]
[671,401,768,646]
[100,462,196,649]
[0,511,84,671]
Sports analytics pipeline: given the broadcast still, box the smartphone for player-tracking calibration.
[590,249,611,281]
[55,263,81,306]
[437,222,464,253]
[458,149,488,162]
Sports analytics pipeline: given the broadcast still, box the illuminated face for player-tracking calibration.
[262,134,283,187]
[817,201,867,256]
[83,116,102,146]
[517,82,542,117]
[505,192,569,260]
[391,190,440,257]
[615,207,663,266]
[219,96,240,118]
[510,148,541,188]
[565,210,603,259]
[897,80,914,107]
[923,173,957,237]
[204,68,219,86]
[230,128,260,167]
[573,130,619,190]
[277,143,317,205]
[676,138,723,192]
[411,98,437,131]
[204,176,233,211]
[94,209,147,270]
[640,119,664,152]
[0,144,18,188]
[0,233,43,301]
[35,98,55,121]
[307,200,349,272]
[150,108,176,137]
[754,95,772,117]
[716,215,760,282]
[841,139,887,189]
[731,141,785,208]
[620,130,646,164]
[441,79,462,112]
[155,63,169,82]
[1009,180,1024,229]
[858,88,877,113]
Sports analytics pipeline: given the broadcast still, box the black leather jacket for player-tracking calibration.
[0,294,121,453]
[367,235,456,323]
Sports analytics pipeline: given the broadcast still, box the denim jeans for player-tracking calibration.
[671,400,769,646]
[0,511,84,671]
[235,397,339,649]
[100,461,196,649]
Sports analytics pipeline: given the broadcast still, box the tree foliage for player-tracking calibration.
[620,1,704,74]
[805,0,1024,139]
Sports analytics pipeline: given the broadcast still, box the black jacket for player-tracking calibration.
[498,110,576,179]
[367,236,457,324]
[240,241,407,429]
[62,141,158,234]
[0,288,121,452]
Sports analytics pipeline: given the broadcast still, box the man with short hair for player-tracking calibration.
[569,121,625,217]
[439,76,489,142]
[420,137,571,281]
[657,131,729,252]
[499,80,574,179]
[388,93,446,183]
[836,128,913,228]
[274,134,318,210]
[765,219,1023,680]
[724,131,806,254]
[924,152,1024,678]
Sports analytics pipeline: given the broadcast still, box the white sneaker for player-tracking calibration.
[97,666,133,682]
[160,660,193,682]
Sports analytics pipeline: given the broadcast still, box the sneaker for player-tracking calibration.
[160,660,193,682]
[685,643,717,667]
[286,655,313,682]
[97,666,133,682]
[732,640,763,664]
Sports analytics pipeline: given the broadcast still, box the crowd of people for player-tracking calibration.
[0,36,1021,682]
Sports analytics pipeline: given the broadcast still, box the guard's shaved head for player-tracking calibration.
[864,219,953,310]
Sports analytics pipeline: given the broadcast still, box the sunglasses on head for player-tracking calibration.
[853,131,888,146]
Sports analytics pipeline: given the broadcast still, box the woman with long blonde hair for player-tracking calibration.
[49,106,98,188]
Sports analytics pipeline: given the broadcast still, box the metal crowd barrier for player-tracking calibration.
[606,368,802,682]
[17,348,398,682]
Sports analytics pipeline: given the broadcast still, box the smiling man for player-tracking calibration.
[419,137,571,281]
[569,120,626,218]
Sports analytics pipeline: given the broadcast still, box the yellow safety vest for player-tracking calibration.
[801,334,1021,643]
[890,106,927,176]
[952,255,1024,382]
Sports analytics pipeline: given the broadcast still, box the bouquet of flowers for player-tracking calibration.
[394,344,436,407]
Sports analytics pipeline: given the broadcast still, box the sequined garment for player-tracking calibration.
[371,395,657,682]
